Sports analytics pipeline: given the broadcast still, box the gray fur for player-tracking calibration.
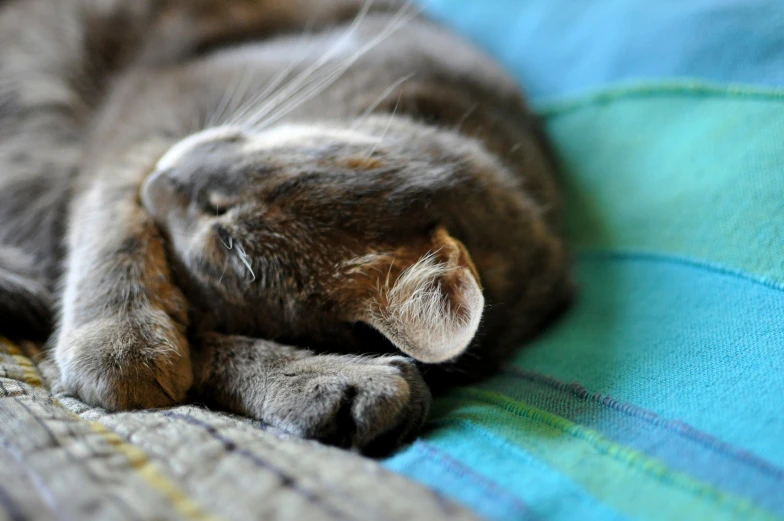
[0,0,572,452]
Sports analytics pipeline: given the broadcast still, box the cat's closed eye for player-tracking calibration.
[203,193,235,216]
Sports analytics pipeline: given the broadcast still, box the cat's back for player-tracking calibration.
[100,10,555,218]
[191,13,526,125]
[0,0,556,295]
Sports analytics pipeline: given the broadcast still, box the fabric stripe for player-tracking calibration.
[79,404,478,521]
[577,250,784,293]
[0,340,223,521]
[513,256,784,468]
[480,368,784,516]
[386,441,534,521]
[0,339,42,388]
[386,431,629,521]
[160,411,354,521]
[0,352,226,521]
[83,421,222,521]
[539,92,784,286]
[11,396,145,521]
[5,356,221,521]
[0,341,479,521]
[534,80,784,115]
[431,390,781,521]
[419,0,784,99]
[0,397,200,521]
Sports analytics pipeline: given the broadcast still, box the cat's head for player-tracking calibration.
[141,120,486,363]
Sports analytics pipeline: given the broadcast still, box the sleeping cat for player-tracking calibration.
[0,0,571,452]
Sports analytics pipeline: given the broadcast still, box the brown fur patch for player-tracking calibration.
[332,227,481,322]
[338,157,385,170]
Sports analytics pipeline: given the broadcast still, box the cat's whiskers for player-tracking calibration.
[222,18,319,128]
[361,92,402,164]
[226,66,263,126]
[235,0,378,129]
[453,103,479,133]
[218,233,256,283]
[224,55,298,128]
[240,1,421,133]
[248,4,420,132]
[350,72,415,131]
[208,66,254,128]
[233,241,256,283]
[217,257,230,285]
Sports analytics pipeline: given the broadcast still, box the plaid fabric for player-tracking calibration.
[0,337,478,521]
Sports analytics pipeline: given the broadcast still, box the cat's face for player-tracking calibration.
[141,121,484,363]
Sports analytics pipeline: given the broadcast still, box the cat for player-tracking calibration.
[0,0,572,452]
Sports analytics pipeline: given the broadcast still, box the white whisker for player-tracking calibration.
[362,91,402,163]
[350,72,415,130]
[217,64,260,128]
[236,0,378,128]
[219,233,256,282]
[233,241,256,282]
[208,66,251,128]
[247,1,420,131]
[217,258,229,284]
[225,18,320,127]
[454,103,479,133]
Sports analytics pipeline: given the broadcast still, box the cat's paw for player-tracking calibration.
[55,313,192,410]
[263,356,431,454]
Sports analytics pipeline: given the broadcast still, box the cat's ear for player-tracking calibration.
[346,227,484,363]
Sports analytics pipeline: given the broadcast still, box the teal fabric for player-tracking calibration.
[385,2,784,520]
[417,1,784,99]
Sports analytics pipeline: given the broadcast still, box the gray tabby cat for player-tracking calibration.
[0,0,572,452]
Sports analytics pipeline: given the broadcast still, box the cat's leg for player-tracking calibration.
[0,1,199,409]
[192,333,430,453]
[54,155,195,410]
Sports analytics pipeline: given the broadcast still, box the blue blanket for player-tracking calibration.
[385,2,784,520]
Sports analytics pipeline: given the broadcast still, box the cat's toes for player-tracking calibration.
[266,356,431,454]
[55,316,192,410]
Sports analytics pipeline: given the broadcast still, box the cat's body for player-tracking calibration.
[0,0,571,451]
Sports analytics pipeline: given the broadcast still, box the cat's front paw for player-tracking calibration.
[55,314,192,410]
[264,356,431,454]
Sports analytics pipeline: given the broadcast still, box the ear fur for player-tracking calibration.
[345,227,484,363]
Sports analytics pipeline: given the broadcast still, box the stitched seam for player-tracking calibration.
[421,420,631,521]
[436,389,779,520]
[532,79,784,116]
[102,407,459,521]
[498,368,784,481]
[574,249,784,293]
[407,440,532,517]
[160,411,354,521]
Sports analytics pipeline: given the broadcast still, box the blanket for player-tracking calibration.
[384,1,784,521]
[0,338,478,521]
